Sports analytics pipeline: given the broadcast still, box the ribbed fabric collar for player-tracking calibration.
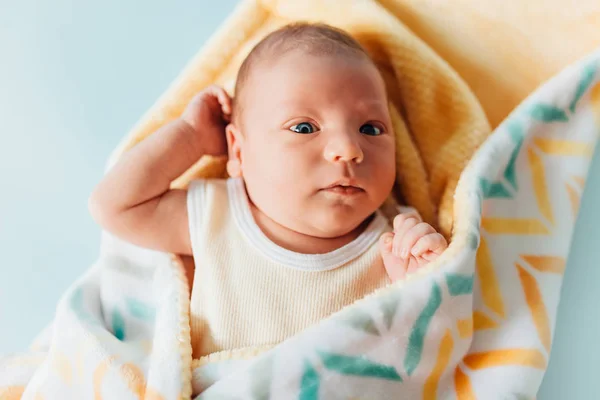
[227,177,387,271]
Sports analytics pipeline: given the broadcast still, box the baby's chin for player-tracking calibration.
[306,211,375,239]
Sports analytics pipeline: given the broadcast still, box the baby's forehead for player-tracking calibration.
[234,48,378,113]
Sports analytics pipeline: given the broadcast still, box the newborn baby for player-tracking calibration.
[89,23,448,359]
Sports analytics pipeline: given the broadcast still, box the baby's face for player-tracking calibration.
[232,51,396,238]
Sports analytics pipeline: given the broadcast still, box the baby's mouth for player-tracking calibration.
[322,181,365,196]
[324,185,364,195]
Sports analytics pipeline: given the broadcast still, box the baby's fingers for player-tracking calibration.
[411,233,447,258]
[206,85,232,117]
[216,88,232,116]
[392,216,419,257]
[398,222,435,258]
[379,233,407,281]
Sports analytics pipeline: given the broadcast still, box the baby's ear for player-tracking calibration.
[225,123,243,177]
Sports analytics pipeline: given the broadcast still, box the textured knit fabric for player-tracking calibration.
[187,178,391,358]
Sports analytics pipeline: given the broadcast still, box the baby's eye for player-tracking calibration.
[360,123,382,136]
[290,122,317,134]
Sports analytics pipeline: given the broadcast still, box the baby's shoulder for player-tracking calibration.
[186,177,229,192]
[186,178,236,218]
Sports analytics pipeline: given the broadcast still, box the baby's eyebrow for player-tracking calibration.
[276,103,322,117]
[353,99,388,111]
[350,101,390,120]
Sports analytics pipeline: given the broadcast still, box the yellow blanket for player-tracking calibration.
[380,0,600,128]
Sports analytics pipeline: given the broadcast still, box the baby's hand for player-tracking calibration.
[379,210,448,281]
[181,85,232,156]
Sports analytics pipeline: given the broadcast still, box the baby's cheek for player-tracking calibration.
[244,153,297,196]
[372,158,396,192]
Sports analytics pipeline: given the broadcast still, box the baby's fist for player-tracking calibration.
[181,85,232,156]
[379,210,447,281]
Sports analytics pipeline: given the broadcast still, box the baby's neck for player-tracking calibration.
[249,203,371,254]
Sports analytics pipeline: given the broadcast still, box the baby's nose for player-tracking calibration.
[324,134,364,164]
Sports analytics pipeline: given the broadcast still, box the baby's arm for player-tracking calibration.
[88,86,231,255]
[379,209,448,281]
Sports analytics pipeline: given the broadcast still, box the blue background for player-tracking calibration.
[0,1,598,398]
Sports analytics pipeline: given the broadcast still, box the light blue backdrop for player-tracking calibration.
[0,1,598,398]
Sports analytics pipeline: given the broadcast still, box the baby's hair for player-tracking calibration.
[232,22,372,121]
